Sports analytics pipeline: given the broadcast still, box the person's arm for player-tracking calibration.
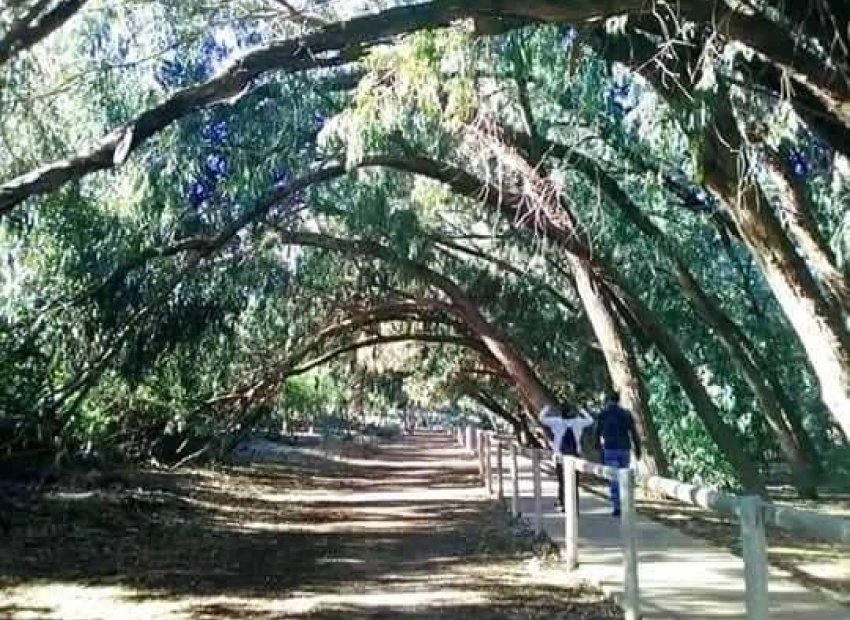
[592,409,604,449]
[538,404,558,425]
[576,408,594,430]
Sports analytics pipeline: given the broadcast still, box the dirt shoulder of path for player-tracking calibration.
[1,434,621,620]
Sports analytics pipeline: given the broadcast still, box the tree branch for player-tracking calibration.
[0,0,90,67]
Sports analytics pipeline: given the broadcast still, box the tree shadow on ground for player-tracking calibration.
[0,433,620,619]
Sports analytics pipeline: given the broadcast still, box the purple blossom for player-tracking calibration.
[187,179,213,208]
[203,153,228,181]
[202,119,229,144]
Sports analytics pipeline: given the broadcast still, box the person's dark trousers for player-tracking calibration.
[602,449,631,514]
[555,455,580,511]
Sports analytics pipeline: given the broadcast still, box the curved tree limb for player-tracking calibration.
[0,0,656,216]
[270,226,560,415]
[0,0,90,67]
[6,0,838,215]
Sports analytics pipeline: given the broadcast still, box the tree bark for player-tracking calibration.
[7,0,845,214]
[733,55,850,158]
[273,229,561,418]
[702,93,850,441]
[494,122,767,486]
[110,150,767,484]
[560,144,820,496]
[592,22,850,446]
[569,256,668,476]
[609,280,767,494]
[488,117,669,475]
[0,0,90,67]
[703,5,849,124]
[621,8,850,154]
[764,147,850,312]
[0,0,655,216]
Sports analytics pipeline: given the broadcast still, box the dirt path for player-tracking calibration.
[0,432,618,619]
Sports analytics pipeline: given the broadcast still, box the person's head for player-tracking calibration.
[560,402,572,418]
[605,390,620,405]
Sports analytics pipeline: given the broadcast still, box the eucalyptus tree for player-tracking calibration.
[3,0,847,212]
[1,0,848,492]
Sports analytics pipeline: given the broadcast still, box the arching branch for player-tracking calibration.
[0,0,653,215]
[289,333,485,377]
[0,0,90,67]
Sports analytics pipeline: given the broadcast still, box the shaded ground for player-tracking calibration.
[0,433,619,619]
[581,477,849,606]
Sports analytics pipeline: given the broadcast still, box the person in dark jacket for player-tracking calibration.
[593,391,642,516]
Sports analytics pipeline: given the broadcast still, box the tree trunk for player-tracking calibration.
[764,148,850,313]
[592,22,850,443]
[702,94,850,441]
[0,0,659,216]
[678,269,821,493]
[143,150,773,487]
[0,0,90,67]
[609,281,767,494]
[489,122,669,476]
[274,229,561,420]
[562,146,820,496]
[570,256,668,476]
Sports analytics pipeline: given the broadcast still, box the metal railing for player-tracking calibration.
[452,425,850,620]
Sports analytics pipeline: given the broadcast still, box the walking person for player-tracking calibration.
[594,391,642,516]
[539,403,594,512]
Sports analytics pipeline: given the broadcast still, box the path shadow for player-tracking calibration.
[1,433,618,620]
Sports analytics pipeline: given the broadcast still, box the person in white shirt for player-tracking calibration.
[539,404,594,511]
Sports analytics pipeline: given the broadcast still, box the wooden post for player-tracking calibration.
[510,442,520,517]
[477,430,484,482]
[619,468,640,620]
[496,440,504,501]
[485,433,493,494]
[740,496,769,620]
[564,457,578,569]
[532,448,543,535]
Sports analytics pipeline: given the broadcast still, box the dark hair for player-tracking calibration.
[606,390,620,403]
[560,403,572,418]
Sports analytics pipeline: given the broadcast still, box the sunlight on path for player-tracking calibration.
[0,432,617,620]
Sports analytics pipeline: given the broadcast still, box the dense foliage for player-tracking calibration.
[1,0,848,494]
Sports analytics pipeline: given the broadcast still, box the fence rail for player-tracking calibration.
[454,425,850,620]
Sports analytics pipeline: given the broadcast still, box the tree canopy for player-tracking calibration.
[1,0,848,496]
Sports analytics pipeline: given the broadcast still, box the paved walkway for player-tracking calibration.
[475,440,848,620]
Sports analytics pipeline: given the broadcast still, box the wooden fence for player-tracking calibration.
[453,425,850,620]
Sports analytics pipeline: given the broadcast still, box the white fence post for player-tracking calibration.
[510,442,520,517]
[477,430,485,482]
[564,457,578,569]
[532,448,543,535]
[496,440,504,501]
[740,496,769,620]
[466,426,474,453]
[485,433,493,494]
[619,468,640,620]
